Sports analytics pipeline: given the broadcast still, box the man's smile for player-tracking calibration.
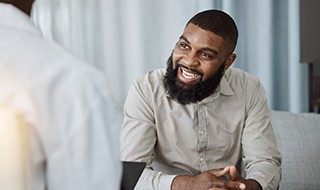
[177,66,202,84]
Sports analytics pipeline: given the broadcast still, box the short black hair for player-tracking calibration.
[187,9,238,53]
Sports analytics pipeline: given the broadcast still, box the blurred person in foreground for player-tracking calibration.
[121,9,281,190]
[0,0,121,189]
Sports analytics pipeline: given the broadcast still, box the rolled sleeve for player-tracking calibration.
[242,80,282,190]
[134,168,176,190]
[246,162,281,190]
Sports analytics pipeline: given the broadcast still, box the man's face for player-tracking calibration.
[163,23,235,104]
[173,23,232,85]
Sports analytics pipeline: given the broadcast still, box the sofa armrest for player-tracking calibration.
[271,111,320,190]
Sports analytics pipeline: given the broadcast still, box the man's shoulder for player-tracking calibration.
[130,68,166,96]
[135,68,166,85]
[225,67,260,84]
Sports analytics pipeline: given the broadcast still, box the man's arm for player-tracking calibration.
[172,166,247,190]
[228,165,262,190]
[242,80,282,189]
[121,79,175,189]
[172,166,262,190]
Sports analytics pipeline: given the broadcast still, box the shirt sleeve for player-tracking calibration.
[134,168,176,190]
[121,79,175,189]
[242,80,282,190]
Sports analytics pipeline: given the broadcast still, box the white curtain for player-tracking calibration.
[213,0,308,113]
[31,0,308,113]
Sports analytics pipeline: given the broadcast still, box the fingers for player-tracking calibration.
[208,166,230,177]
[230,165,237,180]
[239,183,246,190]
[211,180,246,190]
[206,166,246,190]
[209,180,246,190]
[230,165,243,181]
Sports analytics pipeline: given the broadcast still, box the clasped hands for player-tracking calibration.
[171,165,262,190]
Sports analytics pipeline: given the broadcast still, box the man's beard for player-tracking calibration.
[163,55,225,104]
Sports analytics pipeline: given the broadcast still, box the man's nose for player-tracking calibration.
[184,53,200,67]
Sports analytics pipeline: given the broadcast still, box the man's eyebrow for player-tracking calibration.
[202,47,218,55]
[179,35,190,43]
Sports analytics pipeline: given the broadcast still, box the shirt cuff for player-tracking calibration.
[247,170,279,190]
[134,168,177,190]
[158,174,176,190]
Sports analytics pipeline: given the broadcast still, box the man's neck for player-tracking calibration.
[0,0,34,15]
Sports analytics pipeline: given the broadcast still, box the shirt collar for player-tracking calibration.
[199,74,234,104]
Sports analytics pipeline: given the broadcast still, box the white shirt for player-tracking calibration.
[0,4,121,190]
[121,68,281,190]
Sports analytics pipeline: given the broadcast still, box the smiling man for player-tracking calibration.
[121,9,281,190]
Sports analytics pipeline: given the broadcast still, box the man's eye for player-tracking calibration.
[201,52,212,59]
[180,43,189,50]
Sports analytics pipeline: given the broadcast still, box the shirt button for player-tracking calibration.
[200,130,205,135]
[199,157,204,162]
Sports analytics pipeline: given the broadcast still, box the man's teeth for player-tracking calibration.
[182,68,197,79]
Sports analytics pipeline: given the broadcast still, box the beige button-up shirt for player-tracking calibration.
[121,67,281,190]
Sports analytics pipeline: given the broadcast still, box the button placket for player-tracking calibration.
[197,103,208,171]
[198,153,207,171]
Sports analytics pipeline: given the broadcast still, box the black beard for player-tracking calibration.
[163,55,225,104]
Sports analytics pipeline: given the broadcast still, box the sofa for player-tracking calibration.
[271,110,320,190]
[1,109,319,190]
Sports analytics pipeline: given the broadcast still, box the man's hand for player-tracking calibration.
[209,166,262,190]
[171,166,246,190]
[226,165,262,190]
[171,165,262,190]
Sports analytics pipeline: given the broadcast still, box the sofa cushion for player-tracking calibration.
[271,111,320,190]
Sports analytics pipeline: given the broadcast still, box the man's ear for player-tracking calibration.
[224,53,236,71]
